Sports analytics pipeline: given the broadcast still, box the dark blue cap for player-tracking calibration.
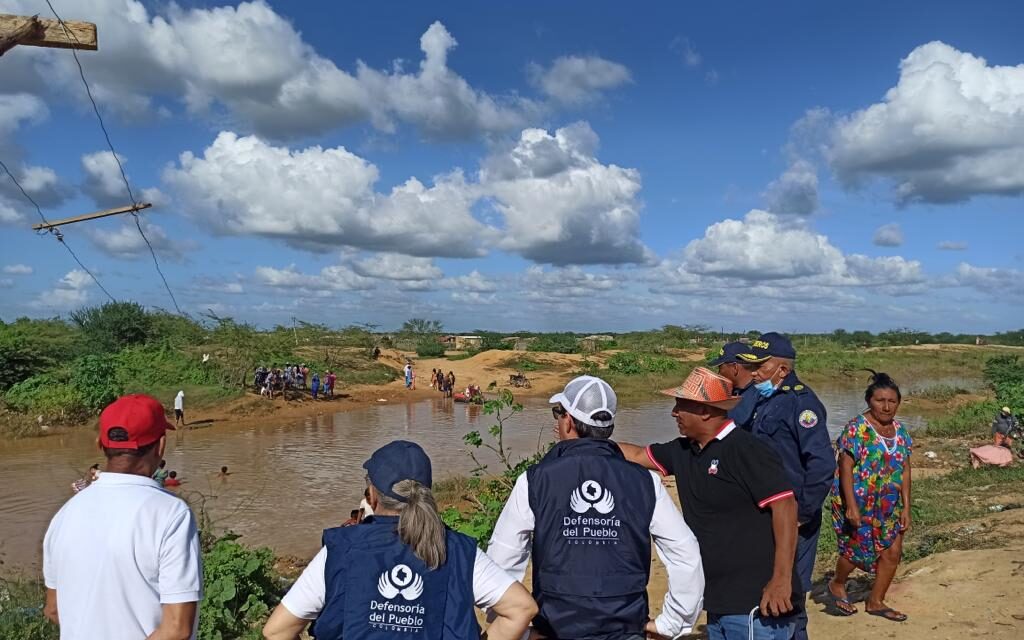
[708,342,748,367]
[737,332,797,363]
[363,440,433,503]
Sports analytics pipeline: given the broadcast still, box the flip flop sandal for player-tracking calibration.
[866,608,907,622]
[825,584,857,616]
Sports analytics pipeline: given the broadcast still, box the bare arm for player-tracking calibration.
[485,582,537,640]
[838,453,861,525]
[760,496,797,617]
[43,588,58,625]
[262,605,309,640]
[616,442,657,470]
[145,602,198,640]
[900,453,912,532]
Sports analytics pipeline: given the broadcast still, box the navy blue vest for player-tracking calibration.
[527,438,656,640]
[311,516,480,640]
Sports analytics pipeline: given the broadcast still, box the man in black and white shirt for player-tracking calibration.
[619,367,800,640]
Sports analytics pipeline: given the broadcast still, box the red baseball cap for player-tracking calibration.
[99,394,174,449]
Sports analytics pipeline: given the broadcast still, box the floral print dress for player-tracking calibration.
[829,414,912,573]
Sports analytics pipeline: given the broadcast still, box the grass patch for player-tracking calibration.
[926,400,998,437]
[499,356,546,372]
[911,383,972,402]
[795,344,994,383]
[446,352,475,361]
[0,577,58,639]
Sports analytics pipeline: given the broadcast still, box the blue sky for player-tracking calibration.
[1,0,1022,333]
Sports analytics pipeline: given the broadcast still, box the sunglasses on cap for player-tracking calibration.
[551,405,568,419]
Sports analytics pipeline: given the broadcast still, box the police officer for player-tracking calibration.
[263,440,537,640]
[487,376,705,640]
[738,333,836,640]
[709,341,761,431]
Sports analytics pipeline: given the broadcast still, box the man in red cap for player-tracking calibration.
[43,394,202,640]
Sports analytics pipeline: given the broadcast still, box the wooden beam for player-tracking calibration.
[32,203,152,231]
[0,14,97,55]
[0,15,44,57]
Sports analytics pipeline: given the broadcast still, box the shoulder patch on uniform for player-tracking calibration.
[798,410,819,429]
[794,384,805,391]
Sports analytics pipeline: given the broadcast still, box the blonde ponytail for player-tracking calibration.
[375,479,447,570]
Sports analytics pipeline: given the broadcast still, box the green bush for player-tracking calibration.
[4,374,86,420]
[0,578,58,640]
[527,333,579,354]
[115,344,219,389]
[607,351,681,375]
[70,302,154,354]
[0,335,50,392]
[912,384,970,402]
[415,340,446,358]
[0,318,81,391]
[927,400,998,437]
[70,355,123,414]
[198,535,280,640]
[984,355,1024,410]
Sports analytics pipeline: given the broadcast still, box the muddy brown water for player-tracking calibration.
[0,380,951,573]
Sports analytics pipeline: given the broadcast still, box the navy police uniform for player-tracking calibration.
[740,334,835,640]
[728,382,760,432]
[709,342,761,432]
[527,438,657,640]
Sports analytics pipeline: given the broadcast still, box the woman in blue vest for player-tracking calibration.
[263,440,537,640]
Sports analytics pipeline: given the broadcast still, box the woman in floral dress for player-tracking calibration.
[826,371,912,622]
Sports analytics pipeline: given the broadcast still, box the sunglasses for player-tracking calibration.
[551,405,568,419]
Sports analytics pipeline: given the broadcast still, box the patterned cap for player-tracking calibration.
[660,367,741,409]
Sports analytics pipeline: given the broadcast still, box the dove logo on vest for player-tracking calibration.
[563,480,621,545]
[369,564,426,632]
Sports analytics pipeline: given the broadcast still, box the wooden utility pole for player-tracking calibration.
[0,14,97,56]
[31,203,152,232]
[3,14,154,238]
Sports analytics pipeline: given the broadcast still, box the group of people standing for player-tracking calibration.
[254,364,336,400]
[41,331,916,640]
[431,368,456,397]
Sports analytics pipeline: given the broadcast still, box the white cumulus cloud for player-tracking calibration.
[528,55,631,105]
[938,240,968,251]
[3,263,32,275]
[763,159,819,215]
[872,223,904,247]
[829,41,1024,204]
[86,220,184,261]
[164,132,490,257]
[482,122,649,265]
[352,253,443,281]
[680,210,924,288]
[1,3,545,140]
[30,269,94,310]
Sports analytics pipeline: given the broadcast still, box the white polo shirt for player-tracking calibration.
[43,472,203,640]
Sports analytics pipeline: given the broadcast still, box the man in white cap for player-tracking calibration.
[487,375,705,640]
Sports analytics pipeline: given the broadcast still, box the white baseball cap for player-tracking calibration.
[549,375,617,428]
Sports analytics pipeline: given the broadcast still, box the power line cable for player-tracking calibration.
[45,0,184,315]
[0,157,118,303]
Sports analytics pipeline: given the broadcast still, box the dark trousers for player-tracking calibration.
[792,516,821,640]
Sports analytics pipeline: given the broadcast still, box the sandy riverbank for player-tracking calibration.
[643,477,1024,639]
